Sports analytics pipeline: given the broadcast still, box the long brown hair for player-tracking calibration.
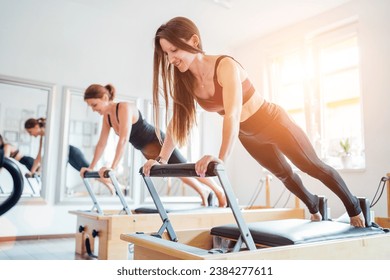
[24,118,46,129]
[153,17,203,147]
[84,84,116,101]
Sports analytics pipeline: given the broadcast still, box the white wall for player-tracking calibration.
[229,0,390,219]
[0,0,154,237]
[0,0,389,237]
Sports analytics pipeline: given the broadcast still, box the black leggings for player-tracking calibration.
[19,156,34,171]
[140,140,187,164]
[68,145,89,172]
[19,146,87,172]
[239,101,361,217]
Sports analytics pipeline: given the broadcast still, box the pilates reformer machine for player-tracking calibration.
[120,162,390,260]
[70,168,304,259]
[374,173,390,228]
[24,173,41,197]
[0,157,39,198]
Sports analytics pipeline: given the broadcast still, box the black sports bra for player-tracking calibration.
[107,103,158,150]
[195,55,255,115]
[107,103,120,128]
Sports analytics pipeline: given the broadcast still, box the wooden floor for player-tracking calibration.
[0,237,133,260]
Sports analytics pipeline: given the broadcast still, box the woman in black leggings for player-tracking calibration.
[142,16,364,226]
[24,118,90,172]
[239,101,361,218]
[25,118,115,193]
[82,83,227,207]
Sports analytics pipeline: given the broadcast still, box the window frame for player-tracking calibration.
[266,21,365,170]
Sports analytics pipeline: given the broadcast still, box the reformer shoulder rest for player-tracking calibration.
[139,162,222,177]
[210,219,388,247]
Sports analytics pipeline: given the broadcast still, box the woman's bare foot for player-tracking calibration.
[97,178,115,195]
[215,191,227,208]
[310,212,322,221]
[350,212,365,227]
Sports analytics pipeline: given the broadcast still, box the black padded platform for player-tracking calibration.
[210,219,387,247]
[134,206,221,214]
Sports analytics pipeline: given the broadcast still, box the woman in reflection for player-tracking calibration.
[81,83,227,207]
[0,133,35,172]
[24,118,116,194]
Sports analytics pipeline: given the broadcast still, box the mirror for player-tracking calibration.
[0,74,55,200]
[140,100,209,206]
[56,87,140,204]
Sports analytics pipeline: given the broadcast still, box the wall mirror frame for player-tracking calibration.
[56,86,141,205]
[0,74,56,202]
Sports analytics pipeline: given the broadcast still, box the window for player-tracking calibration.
[269,51,307,132]
[268,22,365,169]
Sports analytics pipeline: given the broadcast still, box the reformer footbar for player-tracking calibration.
[83,170,131,215]
[139,162,257,251]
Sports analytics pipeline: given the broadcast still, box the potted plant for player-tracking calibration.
[340,138,352,168]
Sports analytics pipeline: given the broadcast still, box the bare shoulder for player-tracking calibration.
[218,56,244,71]
[118,101,136,113]
[118,101,138,123]
[217,56,247,82]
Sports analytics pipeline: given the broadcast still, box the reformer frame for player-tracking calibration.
[70,164,304,259]
[121,163,390,260]
[139,162,256,251]
[375,172,390,228]
[83,170,131,215]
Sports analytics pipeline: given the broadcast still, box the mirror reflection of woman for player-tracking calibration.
[0,133,35,173]
[24,118,46,174]
[24,118,115,194]
[81,83,227,207]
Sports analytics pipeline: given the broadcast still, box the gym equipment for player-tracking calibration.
[82,170,131,215]
[120,163,390,260]
[70,165,304,259]
[374,173,390,228]
[137,162,256,249]
[0,149,24,216]
[24,173,41,196]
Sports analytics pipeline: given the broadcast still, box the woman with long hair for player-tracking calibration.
[142,16,365,226]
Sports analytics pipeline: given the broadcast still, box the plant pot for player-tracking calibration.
[341,154,353,169]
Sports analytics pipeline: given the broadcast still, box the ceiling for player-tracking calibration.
[68,0,351,52]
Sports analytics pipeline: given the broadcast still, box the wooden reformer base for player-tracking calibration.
[119,163,390,260]
[121,226,390,260]
[70,207,304,259]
